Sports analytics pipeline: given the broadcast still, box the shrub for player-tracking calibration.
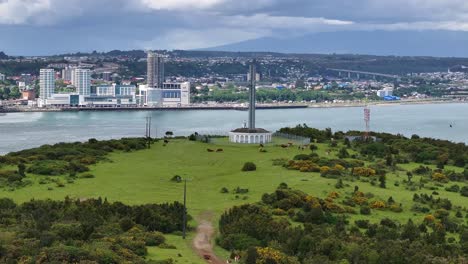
[272,158,288,166]
[79,173,95,179]
[389,204,403,213]
[432,173,448,182]
[272,208,287,216]
[293,154,310,161]
[145,232,166,246]
[234,187,249,194]
[171,175,182,183]
[360,206,371,215]
[460,186,468,197]
[120,217,135,231]
[220,187,229,194]
[355,220,370,229]
[242,162,257,172]
[370,200,386,209]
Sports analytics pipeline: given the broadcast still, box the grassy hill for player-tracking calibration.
[1,136,467,262]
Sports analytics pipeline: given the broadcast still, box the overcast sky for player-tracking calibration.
[1,0,468,55]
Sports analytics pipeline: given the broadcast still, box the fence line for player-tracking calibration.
[273,132,311,145]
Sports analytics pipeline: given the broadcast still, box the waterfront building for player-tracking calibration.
[147,52,155,88]
[155,55,165,88]
[230,60,272,144]
[377,88,393,97]
[46,94,82,107]
[73,69,91,96]
[86,84,137,107]
[39,69,55,107]
[21,90,36,100]
[147,52,165,88]
[138,82,190,107]
[0,73,5,81]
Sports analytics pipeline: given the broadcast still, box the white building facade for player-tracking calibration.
[73,69,91,96]
[39,69,55,107]
[138,82,190,107]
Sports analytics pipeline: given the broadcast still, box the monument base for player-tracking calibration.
[229,128,273,144]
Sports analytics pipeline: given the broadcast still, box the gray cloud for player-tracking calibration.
[1,0,468,54]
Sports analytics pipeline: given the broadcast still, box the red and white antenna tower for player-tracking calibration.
[364,106,371,139]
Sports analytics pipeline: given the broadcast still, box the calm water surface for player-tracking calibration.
[0,103,466,154]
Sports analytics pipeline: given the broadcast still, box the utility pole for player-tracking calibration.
[145,116,152,149]
[182,178,187,239]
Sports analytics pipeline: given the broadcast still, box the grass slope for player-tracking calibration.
[0,138,467,261]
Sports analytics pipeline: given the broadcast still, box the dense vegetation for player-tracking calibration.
[219,184,468,264]
[0,197,188,263]
[216,126,468,263]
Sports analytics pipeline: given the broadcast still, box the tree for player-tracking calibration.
[406,172,413,183]
[401,219,420,242]
[386,155,393,167]
[379,175,386,188]
[344,137,351,148]
[338,147,350,159]
[17,163,26,177]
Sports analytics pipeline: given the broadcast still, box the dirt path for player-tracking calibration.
[193,212,225,264]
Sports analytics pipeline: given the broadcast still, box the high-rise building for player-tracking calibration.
[147,52,165,88]
[73,69,91,96]
[147,52,155,88]
[39,69,55,100]
[155,55,165,88]
[61,66,76,81]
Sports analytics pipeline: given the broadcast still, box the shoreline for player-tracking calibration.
[0,99,465,113]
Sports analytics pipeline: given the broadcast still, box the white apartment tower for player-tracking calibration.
[73,69,91,96]
[39,69,55,100]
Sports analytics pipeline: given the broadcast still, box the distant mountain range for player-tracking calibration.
[204,30,468,58]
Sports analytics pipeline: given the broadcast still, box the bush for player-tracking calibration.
[145,232,166,246]
[79,173,95,179]
[242,162,257,172]
[120,217,135,231]
[360,206,371,215]
[234,187,249,194]
[460,186,468,197]
[171,175,182,183]
[220,187,229,193]
[355,220,370,229]
[219,233,261,250]
[293,154,310,161]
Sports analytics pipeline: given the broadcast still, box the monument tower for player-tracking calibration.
[248,60,256,129]
[229,59,273,144]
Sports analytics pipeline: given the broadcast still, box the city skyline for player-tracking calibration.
[1,0,468,55]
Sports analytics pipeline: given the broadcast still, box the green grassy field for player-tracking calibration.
[1,138,467,262]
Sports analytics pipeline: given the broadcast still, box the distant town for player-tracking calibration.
[1,50,468,112]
